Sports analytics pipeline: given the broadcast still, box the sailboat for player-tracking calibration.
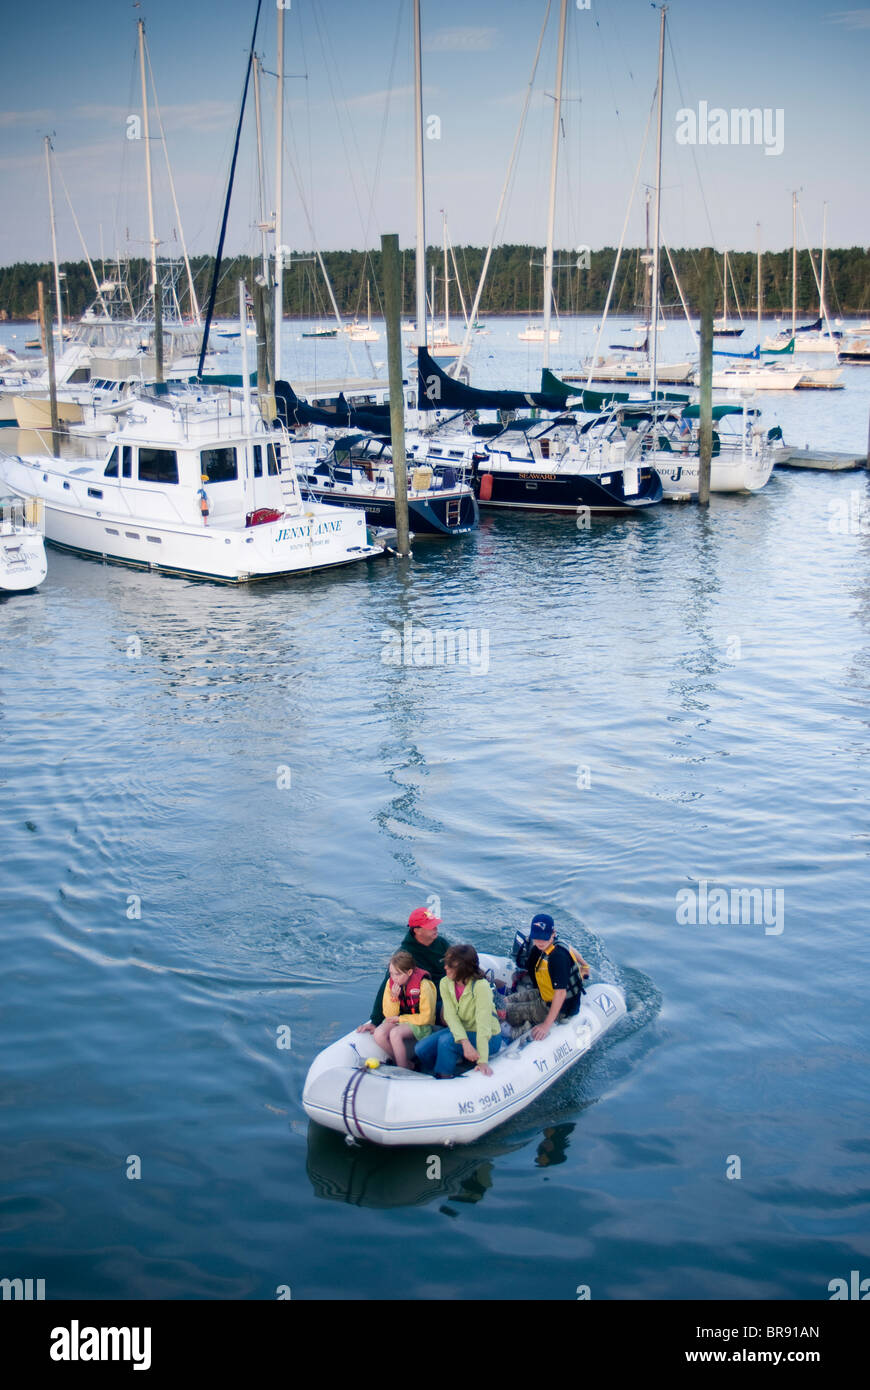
[425,213,463,357]
[713,251,744,336]
[346,282,380,342]
[763,198,841,374]
[514,1,568,352]
[11,25,217,431]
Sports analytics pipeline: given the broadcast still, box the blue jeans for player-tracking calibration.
[415,1028,502,1077]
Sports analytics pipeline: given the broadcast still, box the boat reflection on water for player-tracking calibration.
[305,1117,578,1210]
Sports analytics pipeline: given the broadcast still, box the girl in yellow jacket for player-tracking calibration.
[371,951,437,1068]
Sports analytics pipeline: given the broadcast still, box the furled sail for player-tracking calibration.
[275,381,391,437]
[540,368,688,408]
[417,348,565,413]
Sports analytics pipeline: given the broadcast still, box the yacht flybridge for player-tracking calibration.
[0,387,382,583]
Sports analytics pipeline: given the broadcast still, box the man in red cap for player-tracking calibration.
[359,907,450,1032]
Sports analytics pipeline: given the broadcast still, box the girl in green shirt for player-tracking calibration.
[415,944,503,1078]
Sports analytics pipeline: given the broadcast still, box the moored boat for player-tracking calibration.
[292,434,479,537]
[0,386,382,583]
[0,494,47,592]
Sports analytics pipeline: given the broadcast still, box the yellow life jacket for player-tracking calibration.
[532,942,585,1008]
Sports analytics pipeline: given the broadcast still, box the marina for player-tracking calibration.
[0,0,868,1333]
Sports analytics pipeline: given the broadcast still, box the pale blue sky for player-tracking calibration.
[0,0,867,267]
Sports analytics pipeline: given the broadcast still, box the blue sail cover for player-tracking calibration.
[417,348,566,412]
[795,318,823,333]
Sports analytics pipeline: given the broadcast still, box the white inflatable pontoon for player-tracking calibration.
[302,955,627,1146]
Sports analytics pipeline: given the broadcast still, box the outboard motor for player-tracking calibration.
[512,930,532,971]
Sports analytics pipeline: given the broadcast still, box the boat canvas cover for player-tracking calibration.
[680,403,755,420]
[275,381,391,438]
[763,338,795,355]
[417,348,566,413]
[540,368,689,410]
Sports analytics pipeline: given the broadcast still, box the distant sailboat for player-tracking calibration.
[713,251,744,336]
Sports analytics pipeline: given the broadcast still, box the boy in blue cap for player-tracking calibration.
[505,913,589,1040]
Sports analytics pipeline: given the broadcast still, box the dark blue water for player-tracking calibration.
[2,323,869,1301]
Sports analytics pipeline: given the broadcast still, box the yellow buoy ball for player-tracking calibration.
[364,1058,380,1070]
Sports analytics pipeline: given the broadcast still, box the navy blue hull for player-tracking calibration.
[299,486,478,535]
[472,465,662,513]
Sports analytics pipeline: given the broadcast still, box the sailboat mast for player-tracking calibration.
[274,2,285,379]
[43,137,63,346]
[542,0,568,369]
[820,201,827,320]
[750,226,756,340]
[138,19,160,361]
[643,187,651,334]
[722,250,729,329]
[791,190,797,340]
[413,0,427,347]
[442,210,449,342]
[649,4,666,400]
[252,55,269,281]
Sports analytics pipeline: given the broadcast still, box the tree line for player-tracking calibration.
[2,244,868,322]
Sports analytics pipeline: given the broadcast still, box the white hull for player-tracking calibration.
[707,366,803,391]
[518,328,561,343]
[0,501,47,590]
[655,447,775,498]
[303,957,627,1146]
[0,392,382,584]
[0,465,378,583]
[776,447,863,471]
[763,332,839,354]
[796,366,844,389]
[581,360,694,384]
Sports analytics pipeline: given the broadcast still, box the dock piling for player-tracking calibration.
[37,279,60,438]
[381,232,411,558]
[698,246,714,506]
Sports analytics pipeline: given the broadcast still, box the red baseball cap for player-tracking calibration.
[408,907,442,930]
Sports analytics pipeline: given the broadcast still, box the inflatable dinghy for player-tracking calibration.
[303,954,627,1146]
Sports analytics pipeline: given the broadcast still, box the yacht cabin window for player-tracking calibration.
[122,446,132,479]
[252,443,280,478]
[201,447,237,483]
[104,447,119,478]
[137,448,179,485]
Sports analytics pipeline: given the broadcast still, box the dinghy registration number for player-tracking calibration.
[457,1082,516,1115]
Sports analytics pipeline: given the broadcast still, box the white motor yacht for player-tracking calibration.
[0,386,382,583]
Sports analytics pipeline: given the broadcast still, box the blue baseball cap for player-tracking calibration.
[530,913,555,941]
